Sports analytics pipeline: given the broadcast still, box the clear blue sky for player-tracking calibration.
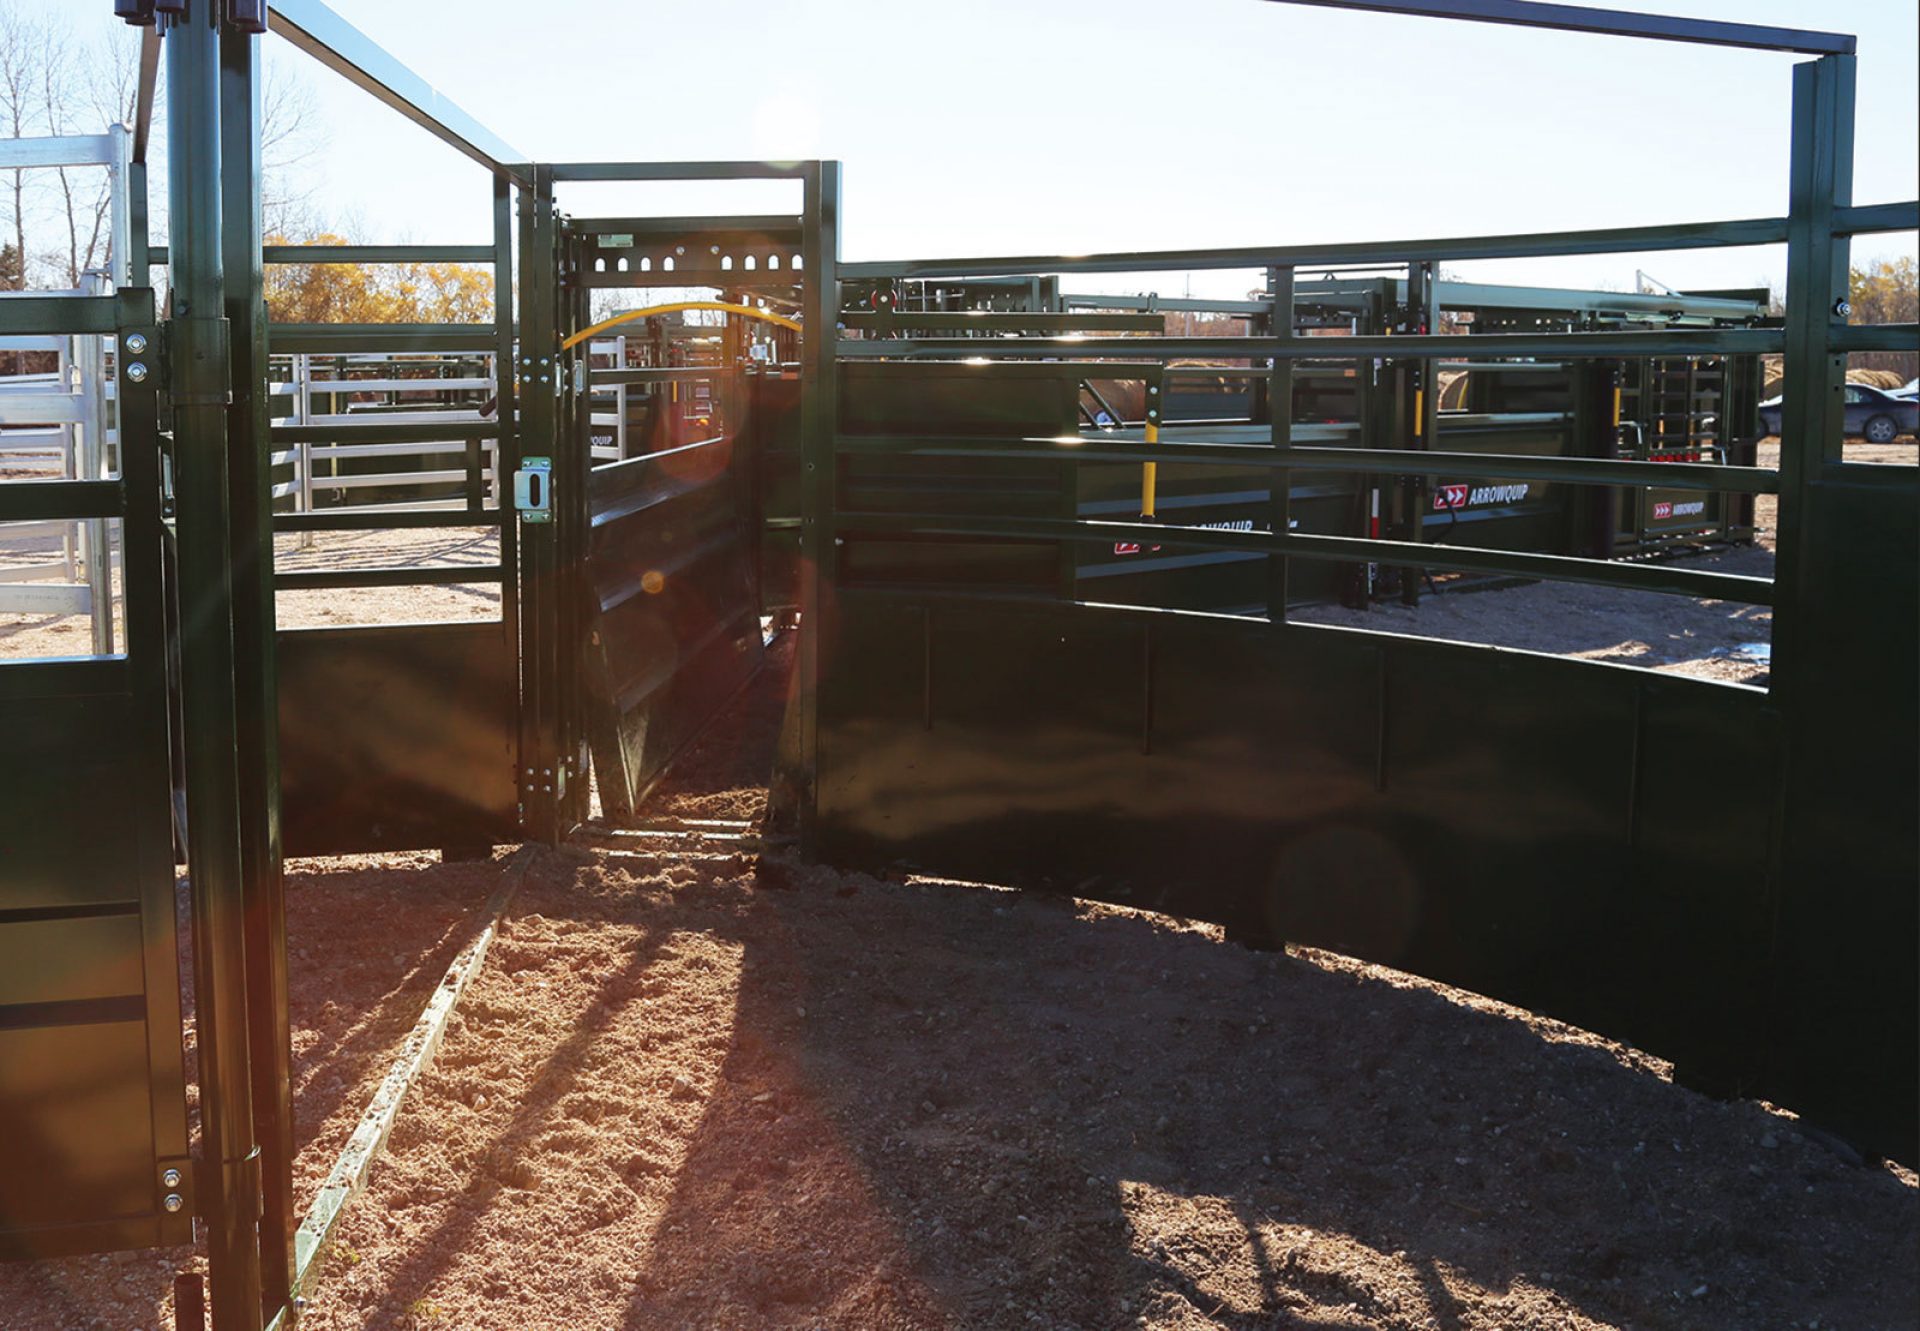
[27,0,1920,297]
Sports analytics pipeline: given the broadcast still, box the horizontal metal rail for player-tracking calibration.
[0,480,125,522]
[270,421,499,445]
[836,511,1774,605]
[833,434,1775,494]
[837,328,1784,360]
[840,216,1793,281]
[274,509,498,533]
[1065,293,1272,315]
[0,655,123,699]
[1267,0,1854,56]
[295,440,496,462]
[265,244,495,265]
[275,410,490,428]
[0,295,120,337]
[0,581,92,614]
[571,214,802,236]
[547,161,810,182]
[0,132,120,169]
[844,311,1165,333]
[0,395,89,427]
[591,367,734,386]
[286,377,494,394]
[274,563,504,591]
[1833,201,1919,235]
[1834,324,1919,354]
[267,0,527,179]
[267,324,499,353]
[0,560,72,585]
[1081,279,1769,323]
[304,469,471,491]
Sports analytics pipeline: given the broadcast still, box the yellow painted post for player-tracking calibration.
[1141,420,1159,518]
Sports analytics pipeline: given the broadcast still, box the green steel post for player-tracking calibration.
[130,160,152,281]
[1773,52,1854,701]
[165,3,263,1325]
[1266,265,1294,623]
[1400,261,1440,604]
[219,19,291,1324]
[516,168,561,841]
[794,161,840,851]
[494,175,519,656]
[561,220,590,828]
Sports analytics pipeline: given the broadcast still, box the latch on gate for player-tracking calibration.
[514,456,553,524]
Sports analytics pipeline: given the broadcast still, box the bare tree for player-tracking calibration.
[260,59,321,238]
[0,5,39,291]
[37,24,115,288]
[0,4,324,290]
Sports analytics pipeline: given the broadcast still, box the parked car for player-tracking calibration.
[1758,383,1920,443]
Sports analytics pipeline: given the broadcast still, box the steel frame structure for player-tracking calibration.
[0,3,1910,1331]
[794,0,1917,1187]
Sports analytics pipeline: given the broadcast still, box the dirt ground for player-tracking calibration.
[6,636,1915,1331]
[0,525,501,661]
[1294,544,1775,686]
[0,851,527,1329]
[1292,438,1917,688]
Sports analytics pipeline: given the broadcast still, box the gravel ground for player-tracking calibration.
[0,853,512,1331]
[1,526,502,660]
[1293,545,1776,686]
[281,849,1917,1331]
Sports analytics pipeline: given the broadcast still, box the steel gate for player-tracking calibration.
[0,290,192,1258]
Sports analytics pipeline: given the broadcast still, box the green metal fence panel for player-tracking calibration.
[795,52,1917,1160]
[0,291,190,1261]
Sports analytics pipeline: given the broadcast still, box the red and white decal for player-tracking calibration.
[1434,483,1469,511]
[1652,501,1673,519]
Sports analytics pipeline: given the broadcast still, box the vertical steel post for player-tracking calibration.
[165,2,264,1326]
[515,167,561,840]
[220,18,291,1326]
[559,220,590,829]
[1772,52,1854,701]
[493,174,519,643]
[793,161,840,850]
[1266,264,1294,624]
[109,122,133,289]
[129,159,152,281]
[1399,261,1439,605]
[80,271,115,654]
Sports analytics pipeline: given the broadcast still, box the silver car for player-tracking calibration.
[1758,383,1920,444]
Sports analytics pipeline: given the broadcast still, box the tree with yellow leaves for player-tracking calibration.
[1847,255,1917,384]
[263,233,494,324]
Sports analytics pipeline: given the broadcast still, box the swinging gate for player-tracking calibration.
[0,3,1914,1329]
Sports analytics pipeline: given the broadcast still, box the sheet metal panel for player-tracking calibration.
[1768,469,1918,1160]
[812,592,1807,1130]
[276,621,517,855]
[582,435,764,821]
[752,369,802,611]
[0,608,187,1264]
